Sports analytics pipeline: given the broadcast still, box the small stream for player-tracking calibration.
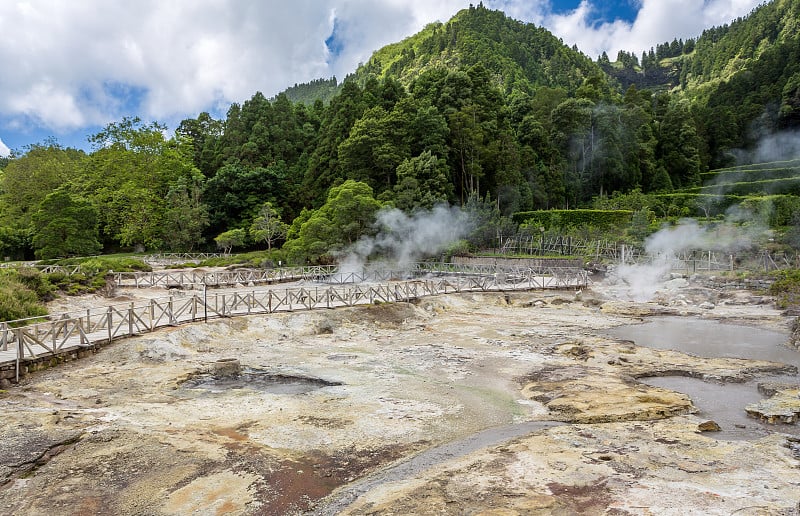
[606,317,800,440]
[310,420,564,516]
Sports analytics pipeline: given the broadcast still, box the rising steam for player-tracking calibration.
[607,213,768,302]
[730,130,800,165]
[337,204,474,275]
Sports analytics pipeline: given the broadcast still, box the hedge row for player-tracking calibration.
[676,176,800,197]
[701,166,800,182]
[706,158,800,173]
[653,193,800,226]
[513,209,633,228]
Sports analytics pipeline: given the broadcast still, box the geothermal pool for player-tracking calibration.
[607,317,800,439]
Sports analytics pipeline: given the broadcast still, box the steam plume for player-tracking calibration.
[606,213,767,302]
[338,204,473,274]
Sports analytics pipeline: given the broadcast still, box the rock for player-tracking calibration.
[212,358,241,378]
[698,420,721,432]
[698,302,715,310]
[664,278,690,290]
[745,386,800,424]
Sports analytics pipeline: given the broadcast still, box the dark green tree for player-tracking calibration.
[32,190,102,259]
[284,180,382,263]
[163,175,209,251]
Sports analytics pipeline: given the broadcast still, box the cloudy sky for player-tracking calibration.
[0,0,763,157]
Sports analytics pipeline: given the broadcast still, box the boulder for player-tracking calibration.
[697,420,721,432]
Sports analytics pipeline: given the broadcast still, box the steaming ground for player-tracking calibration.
[1,274,799,514]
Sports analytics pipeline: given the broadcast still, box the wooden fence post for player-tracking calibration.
[15,328,22,382]
[107,307,113,343]
[128,303,134,336]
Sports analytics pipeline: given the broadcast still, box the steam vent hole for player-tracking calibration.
[181,362,343,395]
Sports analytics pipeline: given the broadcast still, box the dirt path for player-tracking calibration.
[1,281,798,515]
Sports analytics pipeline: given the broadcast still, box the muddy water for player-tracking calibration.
[607,317,800,440]
[607,317,797,364]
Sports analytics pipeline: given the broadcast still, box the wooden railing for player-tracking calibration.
[113,263,587,289]
[140,253,230,265]
[0,270,588,380]
[113,265,337,288]
[0,264,83,275]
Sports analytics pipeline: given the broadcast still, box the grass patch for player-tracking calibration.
[198,250,287,269]
[0,274,48,324]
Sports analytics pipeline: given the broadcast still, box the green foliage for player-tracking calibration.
[80,117,200,250]
[284,180,382,263]
[4,3,800,254]
[214,228,248,253]
[163,175,209,252]
[63,256,151,274]
[0,143,87,230]
[0,274,48,323]
[30,256,151,297]
[626,209,658,243]
[281,77,340,104]
[391,151,452,211]
[0,226,32,260]
[250,202,288,251]
[514,209,633,229]
[464,194,515,250]
[15,268,55,301]
[32,190,102,259]
[353,3,601,94]
[198,249,289,268]
[769,269,800,309]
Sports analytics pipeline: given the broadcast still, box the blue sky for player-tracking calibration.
[0,0,763,158]
[551,0,639,23]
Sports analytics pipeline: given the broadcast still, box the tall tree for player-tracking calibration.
[0,143,86,229]
[32,190,102,259]
[163,175,209,251]
[657,99,702,189]
[81,118,199,250]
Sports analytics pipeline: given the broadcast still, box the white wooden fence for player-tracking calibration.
[0,270,588,381]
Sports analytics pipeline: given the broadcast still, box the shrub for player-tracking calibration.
[515,209,633,229]
[0,276,48,323]
[769,269,800,309]
[15,268,55,301]
[64,257,151,273]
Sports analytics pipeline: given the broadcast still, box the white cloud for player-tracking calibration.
[0,137,9,157]
[539,0,763,59]
[0,0,769,139]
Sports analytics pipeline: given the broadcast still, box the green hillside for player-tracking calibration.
[3,1,800,262]
[350,5,602,95]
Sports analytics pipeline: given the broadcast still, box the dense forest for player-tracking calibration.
[2,1,800,263]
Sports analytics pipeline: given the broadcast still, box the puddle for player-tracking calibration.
[607,317,800,440]
[180,369,342,395]
[641,376,800,439]
[606,317,796,364]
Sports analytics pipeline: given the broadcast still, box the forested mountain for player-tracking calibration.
[348,4,602,94]
[2,1,800,261]
[602,0,800,167]
[281,77,340,105]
